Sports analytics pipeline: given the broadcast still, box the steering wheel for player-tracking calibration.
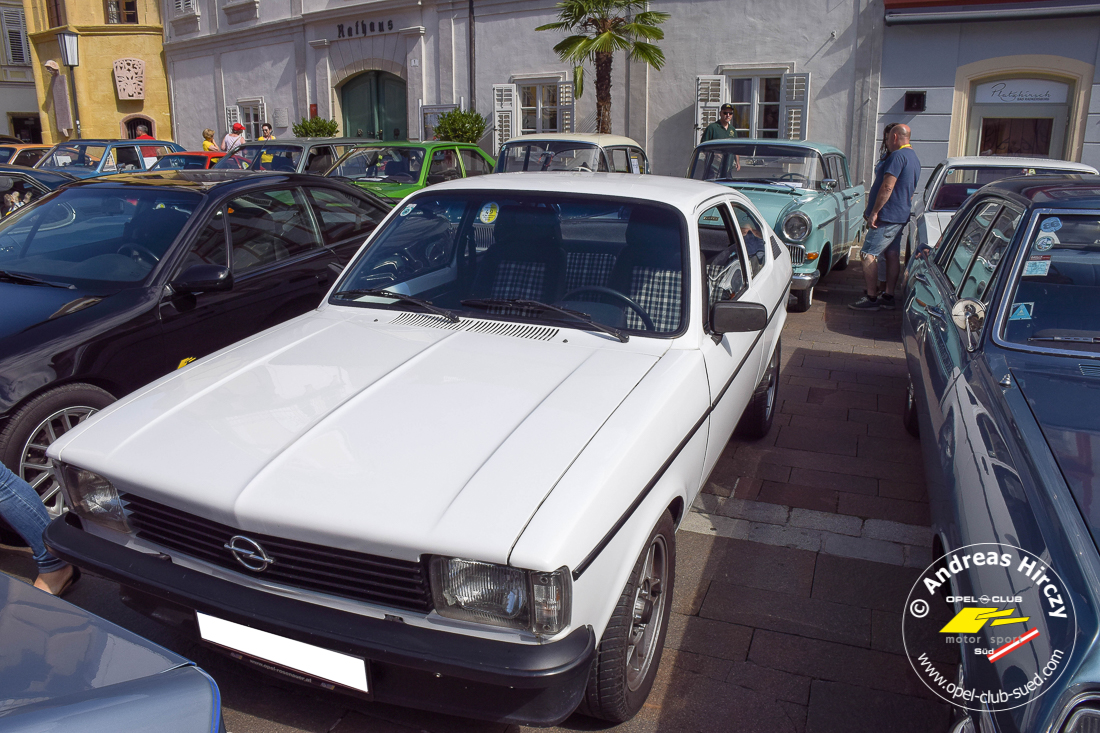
[778,173,806,182]
[117,243,160,265]
[560,285,655,331]
[569,162,593,172]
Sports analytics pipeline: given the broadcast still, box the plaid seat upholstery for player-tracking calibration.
[565,252,616,291]
[469,205,566,304]
[626,267,682,331]
[491,261,547,300]
[608,207,684,333]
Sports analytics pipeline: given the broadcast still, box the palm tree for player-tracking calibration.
[536,0,669,135]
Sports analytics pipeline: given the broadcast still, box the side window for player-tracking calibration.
[924,163,945,203]
[610,148,629,173]
[178,207,228,269]
[115,146,142,171]
[306,146,335,174]
[100,149,117,172]
[836,156,852,188]
[730,203,767,278]
[629,148,647,174]
[698,204,747,307]
[427,149,461,184]
[304,187,386,244]
[958,206,1021,301]
[597,153,610,172]
[459,149,492,177]
[939,200,1001,290]
[1,178,41,218]
[12,150,45,167]
[227,189,322,273]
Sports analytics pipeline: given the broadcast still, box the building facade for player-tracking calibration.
[2,0,38,140]
[24,0,174,143]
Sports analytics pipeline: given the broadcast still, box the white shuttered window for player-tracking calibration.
[1,7,29,66]
[701,71,810,141]
[493,83,518,153]
[695,75,726,144]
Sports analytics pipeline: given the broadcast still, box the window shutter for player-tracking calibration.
[258,101,267,129]
[225,105,240,134]
[1,8,29,66]
[695,75,726,145]
[174,0,196,12]
[558,81,575,134]
[779,72,810,141]
[493,83,518,153]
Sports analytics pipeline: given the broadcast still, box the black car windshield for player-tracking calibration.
[496,142,606,172]
[689,144,826,189]
[332,193,686,336]
[214,145,302,172]
[328,147,426,183]
[1002,213,1100,352]
[39,144,110,171]
[0,188,200,286]
[931,167,1087,211]
[151,154,211,170]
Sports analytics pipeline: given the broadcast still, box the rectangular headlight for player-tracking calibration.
[429,557,571,635]
[59,463,129,533]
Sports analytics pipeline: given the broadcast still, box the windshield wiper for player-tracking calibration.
[0,269,75,289]
[460,298,628,343]
[1028,335,1100,344]
[332,288,460,323]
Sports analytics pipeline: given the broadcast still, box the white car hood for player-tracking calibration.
[54,310,663,565]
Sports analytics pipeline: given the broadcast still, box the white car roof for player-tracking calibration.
[501,133,643,148]
[940,156,1097,173]
[426,172,734,210]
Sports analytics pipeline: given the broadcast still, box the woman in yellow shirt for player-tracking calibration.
[202,128,220,151]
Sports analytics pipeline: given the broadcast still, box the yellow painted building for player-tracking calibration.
[23,0,173,143]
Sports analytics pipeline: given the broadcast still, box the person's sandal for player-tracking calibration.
[56,566,81,596]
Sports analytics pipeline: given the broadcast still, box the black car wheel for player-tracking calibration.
[903,378,920,438]
[0,384,115,522]
[581,511,675,723]
[736,338,781,439]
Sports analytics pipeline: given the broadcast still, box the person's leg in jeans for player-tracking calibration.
[0,461,73,594]
[878,227,905,309]
[852,222,904,310]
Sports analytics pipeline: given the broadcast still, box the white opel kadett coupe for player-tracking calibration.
[43,173,791,725]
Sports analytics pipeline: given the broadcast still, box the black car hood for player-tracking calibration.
[1014,367,1100,543]
[0,281,102,340]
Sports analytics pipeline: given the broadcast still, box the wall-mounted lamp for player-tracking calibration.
[56,31,82,138]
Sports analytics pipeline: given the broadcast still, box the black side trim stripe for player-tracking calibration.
[572,286,789,580]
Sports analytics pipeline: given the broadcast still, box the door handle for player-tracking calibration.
[926,305,948,324]
[913,272,930,286]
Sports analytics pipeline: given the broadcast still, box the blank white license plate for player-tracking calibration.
[196,612,369,693]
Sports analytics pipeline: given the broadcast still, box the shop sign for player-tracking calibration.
[975,79,1068,105]
[337,19,393,38]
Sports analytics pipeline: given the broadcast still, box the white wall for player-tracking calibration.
[170,55,216,149]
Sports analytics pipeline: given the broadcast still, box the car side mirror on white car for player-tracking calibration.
[711,301,768,335]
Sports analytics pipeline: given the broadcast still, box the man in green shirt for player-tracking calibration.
[701,103,738,142]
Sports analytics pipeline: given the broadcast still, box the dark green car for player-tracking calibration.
[325,141,495,203]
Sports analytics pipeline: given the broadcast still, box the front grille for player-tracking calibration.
[122,494,433,614]
[786,243,806,266]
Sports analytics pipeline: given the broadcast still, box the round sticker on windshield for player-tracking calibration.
[1034,236,1054,252]
[479,202,500,224]
[1040,217,1062,232]
[399,203,416,217]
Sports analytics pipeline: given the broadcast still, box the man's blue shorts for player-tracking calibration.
[861,221,905,258]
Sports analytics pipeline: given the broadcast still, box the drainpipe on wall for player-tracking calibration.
[468,0,475,110]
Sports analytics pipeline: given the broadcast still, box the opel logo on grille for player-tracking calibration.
[224,535,276,572]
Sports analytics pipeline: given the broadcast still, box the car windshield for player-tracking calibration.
[689,144,826,189]
[0,147,15,160]
[333,193,686,336]
[1001,213,1100,352]
[930,166,1087,211]
[151,154,211,170]
[328,147,426,183]
[39,144,109,171]
[496,142,605,172]
[213,145,302,172]
[0,188,201,286]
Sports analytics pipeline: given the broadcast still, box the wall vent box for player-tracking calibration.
[904,91,926,113]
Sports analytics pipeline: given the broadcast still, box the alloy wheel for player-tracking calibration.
[17,405,99,518]
[626,534,668,691]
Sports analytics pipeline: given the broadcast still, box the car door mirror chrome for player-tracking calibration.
[711,301,768,334]
[821,178,838,191]
[952,298,986,352]
[172,264,233,294]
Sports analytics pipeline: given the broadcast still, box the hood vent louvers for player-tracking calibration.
[389,312,465,330]
[1080,364,1100,378]
[385,312,559,341]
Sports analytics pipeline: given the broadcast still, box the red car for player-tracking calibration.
[149,151,225,170]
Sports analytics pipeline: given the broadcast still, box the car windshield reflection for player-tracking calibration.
[0,188,201,286]
[497,142,603,172]
[932,166,1085,211]
[214,145,302,172]
[332,193,686,336]
[689,144,826,189]
[40,144,109,171]
[329,147,426,183]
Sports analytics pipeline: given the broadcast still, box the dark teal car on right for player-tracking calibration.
[902,175,1100,733]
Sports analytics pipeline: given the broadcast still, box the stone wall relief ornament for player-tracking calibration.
[113,58,145,100]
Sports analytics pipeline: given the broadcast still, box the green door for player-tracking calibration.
[342,71,407,141]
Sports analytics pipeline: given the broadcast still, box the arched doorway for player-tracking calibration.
[342,71,407,141]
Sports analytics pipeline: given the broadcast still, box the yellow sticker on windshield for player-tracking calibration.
[479,202,499,224]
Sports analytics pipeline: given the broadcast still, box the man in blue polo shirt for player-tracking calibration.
[850,123,920,311]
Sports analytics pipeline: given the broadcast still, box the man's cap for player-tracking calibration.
[720,103,735,112]
[232,122,245,131]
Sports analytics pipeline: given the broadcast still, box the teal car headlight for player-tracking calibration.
[58,463,130,533]
[429,557,571,635]
[781,211,812,243]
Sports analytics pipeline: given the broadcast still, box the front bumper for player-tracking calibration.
[44,514,595,726]
[790,270,820,291]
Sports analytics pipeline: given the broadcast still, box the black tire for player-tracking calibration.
[581,511,676,723]
[903,377,920,438]
[736,338,781,439]
[0,384,115,527]
[789,287,813,312]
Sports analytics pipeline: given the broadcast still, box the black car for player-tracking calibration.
[0,171,389,525]
[0,163,76,218]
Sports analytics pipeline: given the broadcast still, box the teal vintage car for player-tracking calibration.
[688,139,865,311]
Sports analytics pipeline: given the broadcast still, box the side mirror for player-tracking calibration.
[951,298,985,352]
[821,178,838,191]
[711,300,768,334]
[172,264,233,293]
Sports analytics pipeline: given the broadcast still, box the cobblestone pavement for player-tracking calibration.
[1,252,954,732]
